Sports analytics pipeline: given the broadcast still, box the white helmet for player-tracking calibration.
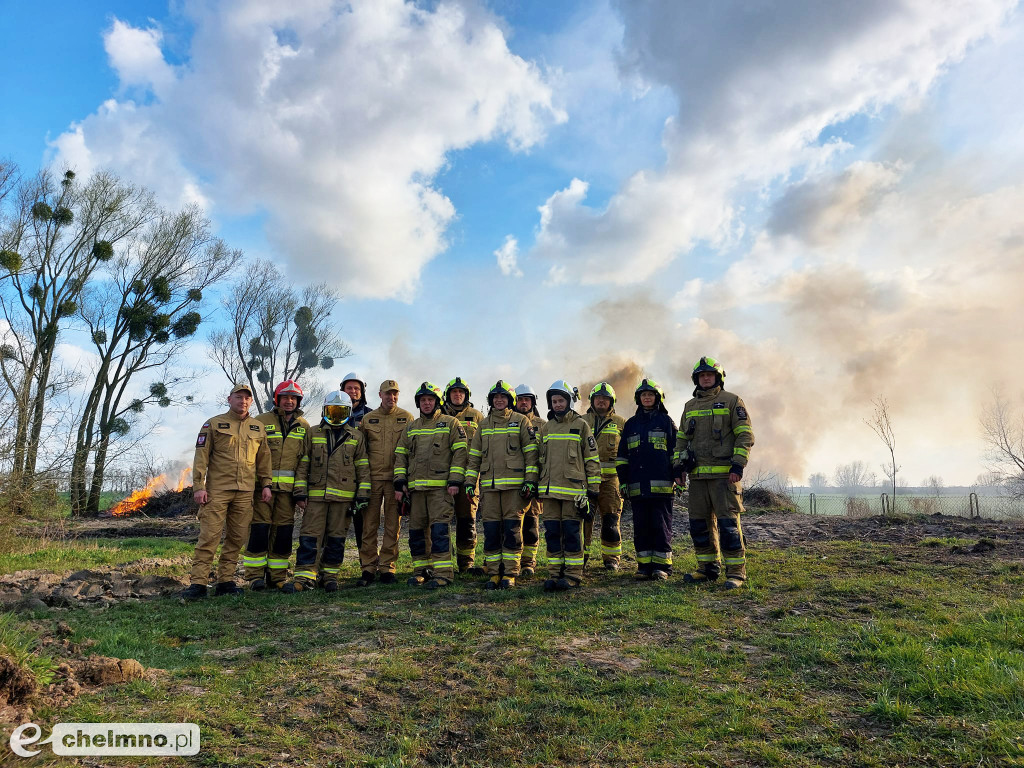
[546,379,578,413]
[323,390,353,426]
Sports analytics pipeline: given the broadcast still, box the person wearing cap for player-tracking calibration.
[617,379,678,580]
[442,377,485,574]
[183,383,273,600]
[582,382,627,571]
[394,382,469,589]
[356,379,414,586]
[514,384,544,576]
[672,356,755,589]
[242,380,311,590]
[465,381,538,590]
[528,380,601,591]
[340,372,373,426]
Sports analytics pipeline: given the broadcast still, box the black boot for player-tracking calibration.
[181,584,207,600]
[214,582,243,596]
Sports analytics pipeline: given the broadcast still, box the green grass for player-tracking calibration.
[0,611,58,687]
[4,537,1024,767]
[0,537,193,575]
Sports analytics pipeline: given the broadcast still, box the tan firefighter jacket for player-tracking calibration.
[255,407,310,492]
[193,409,273,493]
[529,410,601,501]
[583,408,625,484]
[466,408,538,491]
[394,411,468,491]
[293,422,371,502]
[672,385,754,480]
[360,405,414,481]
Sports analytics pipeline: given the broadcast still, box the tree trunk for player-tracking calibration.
[87,432,111,516]
[23,331,57,481]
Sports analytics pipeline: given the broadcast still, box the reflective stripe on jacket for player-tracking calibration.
[294,422,371,501]
[394,412,468,490]
[672,386,754,479]
[466,408,538,491]
[530,411,601,501]
[583,409,625,482]
[617,409,678,496]
[256,408,310,492]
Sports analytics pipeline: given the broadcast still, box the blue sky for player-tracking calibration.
[3,0,1024,486]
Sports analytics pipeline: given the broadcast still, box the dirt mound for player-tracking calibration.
[0,655,37,708]
[76,656,145,685]
[742,486,798,512]
[0,564,188,609]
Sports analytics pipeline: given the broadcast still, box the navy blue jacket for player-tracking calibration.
[616,409,678,497]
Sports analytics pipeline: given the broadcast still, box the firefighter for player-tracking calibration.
[340,372,373,426]
[442,377,484,574]
[528,380,601,591]
[183,383,273,599]
[357,379,413,586]
[466,381,538,590]
[617,379,678,580]
[672,357,754,589]
[289,391,371,592]
[394,382,468,589]
[242,380,311,590]
[514,384,544,576]
[582,382,626,570]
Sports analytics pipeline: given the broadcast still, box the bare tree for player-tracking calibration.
[865,396,899,501]
[924,475,944,497]
[808,472,829,490]
[833,460,873,495]
[208,260,351,412]
[0,167,155,490]
[70,205,240,514]
[980,389,1024,500]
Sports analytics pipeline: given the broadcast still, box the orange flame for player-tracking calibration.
[110,474,166,517]
[175,466,193,492]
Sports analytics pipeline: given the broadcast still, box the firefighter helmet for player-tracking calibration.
[515,384,539,415]
[634,378,665,404]
[691,356,726,386]
[322,391,352,426]
[546,380,578,412]
[444,377,471,401]
[274,379,304,405]
[487,380,517,408]
[414,381,444,409]
[589,382,616,406]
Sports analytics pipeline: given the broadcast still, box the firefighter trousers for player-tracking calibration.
[480,489,527,578]
[520,498,542,570]
[408,490,455,582]
[583,477,623,565]
[631,496,674,575]
[243,490,296,585]
[454,484,479,569]
[295,501,353,586]
[360,478,402,574]
[687,479,746,580]
[190,489,253,586]
[542,498,585,583]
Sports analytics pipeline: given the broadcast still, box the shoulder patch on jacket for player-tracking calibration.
[587,435,597,450]
[527,426,537,438]
[196,434,206,447]
[736,405,748,420]
[202,422,210,428]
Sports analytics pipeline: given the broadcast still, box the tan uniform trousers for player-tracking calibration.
[190,489,253,586]
[454,486,479,569]
[360,478,403,574]
[409,490,455,581]
[243,490,296,585]
[479,489,528,578]
[542,498,585,583]
[520,498,542,570]
[583,476,623,565]
[687,479,746,581]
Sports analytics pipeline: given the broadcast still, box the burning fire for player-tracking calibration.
[110,466,193,516]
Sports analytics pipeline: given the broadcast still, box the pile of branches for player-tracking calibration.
[128,488,198,518]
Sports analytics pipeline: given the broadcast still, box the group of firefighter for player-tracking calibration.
[182,357,754,599]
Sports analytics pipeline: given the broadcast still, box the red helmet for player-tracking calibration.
[274,380,304,405]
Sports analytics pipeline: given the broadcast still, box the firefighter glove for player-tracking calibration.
[393,477,407,493]
[465,485,475,499]
[354,497,369,513]
[520,482,536,499]
[729,463,744,479]
[680,450,698,473]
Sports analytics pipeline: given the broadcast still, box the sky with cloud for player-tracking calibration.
[3,0,1023,486]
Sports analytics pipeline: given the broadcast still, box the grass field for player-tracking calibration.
[2,527,1022,767]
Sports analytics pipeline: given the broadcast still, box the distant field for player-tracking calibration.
[791,493,1022,519]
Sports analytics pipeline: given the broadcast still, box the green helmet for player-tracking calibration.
[444,376,471,402]
[634,378,665,403]
[589,382,616,406]
[487,380,517,408]
[691,356,726,386]
[414,381,444,409]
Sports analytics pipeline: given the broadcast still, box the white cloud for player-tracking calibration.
[50,0,566,300]
[531,0,1015,281]
[494,235,522,277]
